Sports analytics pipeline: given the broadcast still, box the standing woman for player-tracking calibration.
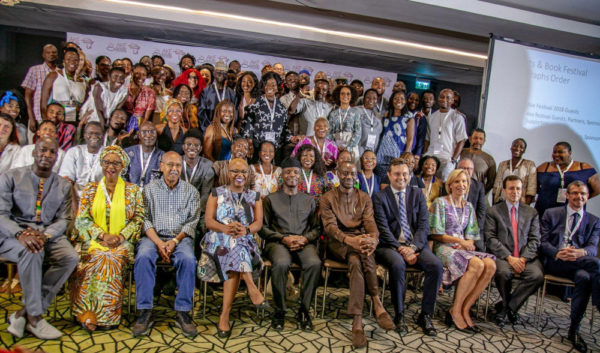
[235,71,259,127]
[251,141,281,199]
[493,138,537,205]
[357,88,383,155]
[94,56,112,83]
[429,169,496,332]
[327,84,361,163]
[376,91,415,180]
[419,155,443,210]
[124,64,155,132]
[156,99,187,154]
[172,68,206,106]
[0,113,21,171]
[291,117,339,169]
[295,144,333,205]
[203,99,236,162]
[358,150,379,197]
[71,145,144,332]
[535,141,600,217]
[198,158,268,338]
[150,66,173,124]
[170,84,198,129]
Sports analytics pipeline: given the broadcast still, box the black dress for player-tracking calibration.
[157,124,185,155]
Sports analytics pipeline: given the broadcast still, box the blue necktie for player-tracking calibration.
[397,191,412,243]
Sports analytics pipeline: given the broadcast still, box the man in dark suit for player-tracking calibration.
[540,180,600,352]
[458,158,486,251]
[485,175,543,327]
[373,159,443,336]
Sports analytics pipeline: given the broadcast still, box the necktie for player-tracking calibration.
[570,213,580,233]
[510,206,519,257]
[397,191,412,243]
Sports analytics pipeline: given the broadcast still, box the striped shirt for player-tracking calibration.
[21,63,54,123]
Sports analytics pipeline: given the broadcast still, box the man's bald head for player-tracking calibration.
[33,137,59,173]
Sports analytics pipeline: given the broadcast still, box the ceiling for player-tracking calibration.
[0,0,598,86]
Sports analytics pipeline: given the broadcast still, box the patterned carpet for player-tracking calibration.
[0,276,598,353]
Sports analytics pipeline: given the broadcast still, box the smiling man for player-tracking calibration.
[22,44,58,134]
[460,128,497,195]
[198,60,237,133]
[12,120,65,173]
[124,121,164,187]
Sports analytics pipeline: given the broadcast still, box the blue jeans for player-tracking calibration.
[134,236,196,312]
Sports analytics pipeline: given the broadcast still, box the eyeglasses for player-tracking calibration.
[101,160,122,167]
[140,129,157,135]
[339,171,357,177]
[184,142,201,149]
[230,169,249,175]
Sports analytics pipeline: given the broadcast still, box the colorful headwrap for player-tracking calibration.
[159,98,184,122]
[100,145,130,170]
[0,91,18,107]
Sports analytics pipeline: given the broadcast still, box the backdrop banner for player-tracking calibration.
[67,32,397,97]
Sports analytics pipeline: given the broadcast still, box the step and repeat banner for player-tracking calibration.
[67,32,397,95]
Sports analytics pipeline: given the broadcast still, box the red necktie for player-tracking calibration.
[511,206,519,257]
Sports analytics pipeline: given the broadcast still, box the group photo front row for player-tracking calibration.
[1,139,598,351]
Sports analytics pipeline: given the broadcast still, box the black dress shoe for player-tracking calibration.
[445,311,467,332]
[416,312,437,336]
[217,320,234,338]
[507,309,521,325]
[568,330,588,353]
[495,307,508,328]
[494,301,504,314]
[271,311,285,331]
[394,314,408,336]
[296,309,313,331]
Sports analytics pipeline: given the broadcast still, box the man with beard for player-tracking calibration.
[102,109,129,147]
[125,121,164,187]
[212,137,255,188]
[22,44,58,134]
[198,60,237,133]
[460,128,497,196]
[58,122,104,197]
[260,158,321,331]
[355,77,388,117]
[228,60,241,75]
[280,71,300,110]
[288,78,333,138]
[1,137,78,339]
[80,67,127,127]
[413,90,435,165]
[12,120,65,173]
[226,69,237,90]
[178,54,195,73]
[350,79,364,101]
[320,162,395,348]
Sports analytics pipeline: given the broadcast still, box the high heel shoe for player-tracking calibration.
[445,311,467,332]
[466,324,482,333]
[217,321,234,338]
[254,300,271,311]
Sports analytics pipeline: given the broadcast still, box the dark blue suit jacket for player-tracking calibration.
[124,145,165,187]
[373,185,429,251]
[540,205,600,261]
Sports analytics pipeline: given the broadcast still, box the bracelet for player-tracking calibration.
[171,237,180,245]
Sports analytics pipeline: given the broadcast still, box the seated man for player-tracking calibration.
[11,120,65,172]
[124,121,164,187]
[132,151,201,338]
[485,175,543,327]
[372,159,442,336]
[260,158,321,331]
[320,162,395,348]
[0,137,78,339]
[540,180,600,352]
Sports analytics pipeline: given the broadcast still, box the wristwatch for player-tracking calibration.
[410,244,418,252]
[14,230,24,239]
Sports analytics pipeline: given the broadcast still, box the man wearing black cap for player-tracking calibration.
[260,158,321,331]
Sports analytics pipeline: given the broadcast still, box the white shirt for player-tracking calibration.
[11,144,65,173]
[58,144,104,195]
[424,108,467,160]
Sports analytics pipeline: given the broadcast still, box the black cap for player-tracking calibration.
[281,157,302,169]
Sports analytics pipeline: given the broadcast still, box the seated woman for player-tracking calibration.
[430,169,496,332]
[295,144,334,205]
[357,150,379,197]
[203,99,236,162]
[156,98,187,154]
[291,117,338,170]
[197,158,268,338]
[71,145,145,332]
[419,155,444,210]
[250,140,281,198]
[0,113,21,171]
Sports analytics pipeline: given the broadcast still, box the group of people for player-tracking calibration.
[0,42,598,352]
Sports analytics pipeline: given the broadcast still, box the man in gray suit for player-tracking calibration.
[485,175,543,327]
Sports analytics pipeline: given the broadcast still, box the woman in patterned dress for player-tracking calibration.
[251,140,281,199]
[294,143,333,206]
[326,84,361,163]
[291,117,339,170]
[71,145,145,332]
[429,169,496,332]
[197,158,268,338]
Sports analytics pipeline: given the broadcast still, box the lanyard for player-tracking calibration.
[316,101,325,118]
[104,134,116,147]
[263,96,277,128]
[509,158,523,174]
[363,173,375,196]
[338,107,349,128]
[182,159,199,183]
[565,210,584,242]
[83,150,100,184]
[377,98,383,113]
[311,136,325,157]
[100,179,113,206]
[139,146,154,183]
[362,107,374,132]
[422,176,435,199]
[302,170,313,193]
[449,197,468,235]
[259,163,274,189]
[556,160,574,188]
[220,123,233,141]
[227,187,243,210]
[437,111,451,141]
[214,82,226,102]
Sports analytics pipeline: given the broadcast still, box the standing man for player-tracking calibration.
[485,175,543,327]
[198,60,236,133]
[424,89,467,181]
[412,90,435,164]
[22,44,58,135]
[288,78,333,137]
[373,159,442,336]
[457,158,487,251]
[132,151,201,337]
[1,137,77,339]
[356,77,388,117]
[260,158,321,331]
[540,181,600,352]
[124,121,164,187]
[350,79,364,101]
[228,60,241,75]
[460,128,497,196]
[320,162,395,348]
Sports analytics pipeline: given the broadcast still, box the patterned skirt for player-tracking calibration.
[197,232,262,283]
[433,243,496,286]
[70,242,132,327]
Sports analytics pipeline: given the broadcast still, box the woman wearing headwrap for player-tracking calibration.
[172,68,206,106]
[71,145,145,332]
[156,98,187,154]
[0,91,28,146]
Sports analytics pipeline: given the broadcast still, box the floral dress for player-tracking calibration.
[429,197,495,286]
[376,114,413,179]
[297,170,334,207]
[291,136,339,167]
[70,181,144,327]
[250,164,282,198]
[197,186,263,282]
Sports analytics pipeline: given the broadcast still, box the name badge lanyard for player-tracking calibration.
[84,150,99,184]
[316,102,325,118]
[139,145,154,184]
[557,159,574,189]
[259,163,274,190]
[449,197,468,236]
[214,82,226,102]
[377,98,383,113]
[565,210,584,243]
[422,176,435,199]
[220,123,233,141]
[362,107,375,133]
[437,111,451,144]
[264,96,277,130]
[182,159,199,183]
[338,108,349,130]
[364,173,375,197]
[509,157,523,175]
[302,170,313,194]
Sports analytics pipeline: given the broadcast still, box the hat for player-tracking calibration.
[214,60,227,72]
[280,157,302,169]
[298,69,310,76]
